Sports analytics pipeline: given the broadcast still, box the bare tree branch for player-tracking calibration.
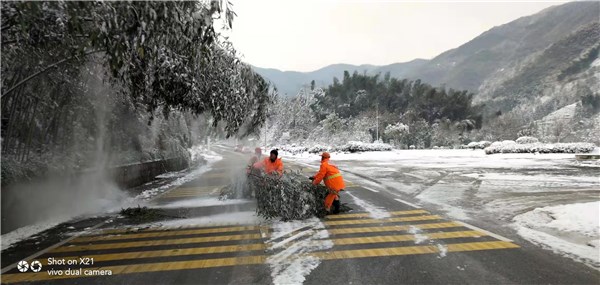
[1,49,105,99]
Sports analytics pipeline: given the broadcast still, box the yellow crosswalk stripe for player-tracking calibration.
[328,222,463,235]
[164,190,216,194]
[160,192,216,198]
[47,231,486,265]
[201,172,228,178]
[98,224,265,235]
[75,226,259,242]
[51,233,262,253]
[40,243,266,266]
[326,210,429,219]
[332,230,485,245]
[2,241,519,283]
[313,241,519,260]
[325,215,442,226]
[158,186,219,195]
[1,255,267,283]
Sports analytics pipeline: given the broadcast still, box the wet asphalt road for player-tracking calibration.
[1,147,598,284]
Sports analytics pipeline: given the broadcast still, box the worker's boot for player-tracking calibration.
[332,200,340,214]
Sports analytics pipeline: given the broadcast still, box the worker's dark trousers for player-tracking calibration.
[332,200,341,214]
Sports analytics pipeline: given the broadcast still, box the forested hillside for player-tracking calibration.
[267,72,482,149]
[1,1,273,185]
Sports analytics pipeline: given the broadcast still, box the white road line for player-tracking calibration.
[455,221,513,242]
[394,198,422,209]
[362,186,380,193]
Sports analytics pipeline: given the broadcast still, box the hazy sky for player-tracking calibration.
[224,0,570,72]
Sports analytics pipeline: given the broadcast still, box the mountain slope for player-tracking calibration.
[252,59,427,96]
[404,1,600,92]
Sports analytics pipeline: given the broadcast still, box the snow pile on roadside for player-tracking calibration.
[485,141,596,155]
[136,150,223,201]
[512,201,600,267]
[155,169,187,179]
[572,160,600,168]
[135,165,211,200]
[1,221,61,250]
[267,218,333,285]
[198,149,223,163]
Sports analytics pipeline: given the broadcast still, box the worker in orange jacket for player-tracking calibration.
[310,152,345,214]
[253,149,284,177]
[247,147,263,174]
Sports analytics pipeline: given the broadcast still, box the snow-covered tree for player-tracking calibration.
[384,122,409,146]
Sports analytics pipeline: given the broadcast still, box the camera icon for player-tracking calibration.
[17,260,29,272]
[31,260,42,272]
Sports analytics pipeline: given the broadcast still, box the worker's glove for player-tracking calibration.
[308,176,314,181]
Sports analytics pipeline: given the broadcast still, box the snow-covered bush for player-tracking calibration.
[276,145,309,155]
[336,141,393,153]
[308,145,329,154]
[516,136,540,144]
[485,141,596,155]
[278,141,392,155]
[465,141,492,149]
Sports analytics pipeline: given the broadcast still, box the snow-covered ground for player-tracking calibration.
[282,149,600,267]
[266,218,332,285]
[513,201,600,267]
[138,211,262,229]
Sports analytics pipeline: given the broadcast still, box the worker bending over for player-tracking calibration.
[310,152,345,214]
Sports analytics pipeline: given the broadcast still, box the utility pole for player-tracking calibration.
[264,112,267,152]
[376,102,379,142]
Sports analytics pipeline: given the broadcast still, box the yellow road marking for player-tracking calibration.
[325,215,442,226]
[75,226,260,242]
[163,190,215,194]
[314,241,519,260]
[201,172,228,178]
[328,222,463,235]
[40,243,266,266]
[172,186,219,191]
[98,224,263,235]
[332,230,485,245]
[161,189,217,195]
[52,233,262,253]
[156,186,220,198]
[3,241,519,283]
[1,255,267,283]
[159,193,216,198]
[326,210,429,219]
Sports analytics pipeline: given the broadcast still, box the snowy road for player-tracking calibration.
[1,148,598,284]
